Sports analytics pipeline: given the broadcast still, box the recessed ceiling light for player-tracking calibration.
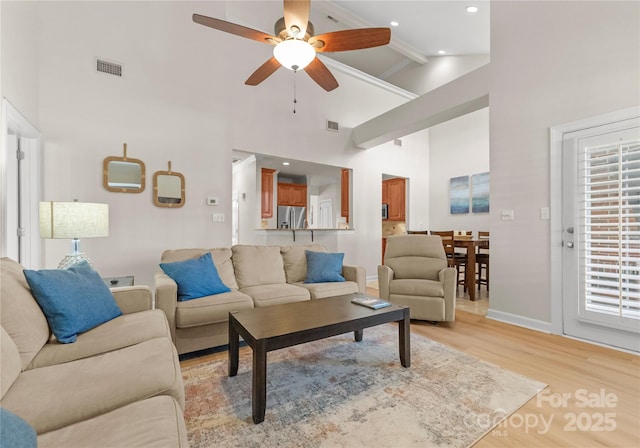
[390,21,399,27]
[438,50,446,55]
[466,6,479,13]
[282,162,290,166]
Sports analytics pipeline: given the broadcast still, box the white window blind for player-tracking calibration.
[580,139,640,321]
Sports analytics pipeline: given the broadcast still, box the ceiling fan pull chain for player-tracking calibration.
[293,69,298,114]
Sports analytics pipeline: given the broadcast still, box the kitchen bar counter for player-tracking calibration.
[256,228,354,242]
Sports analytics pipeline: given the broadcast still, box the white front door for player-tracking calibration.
[561,117,640,352]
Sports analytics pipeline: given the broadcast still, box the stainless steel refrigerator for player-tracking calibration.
[277,206,306,229]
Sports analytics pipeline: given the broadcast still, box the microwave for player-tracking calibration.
[382,204,388,219]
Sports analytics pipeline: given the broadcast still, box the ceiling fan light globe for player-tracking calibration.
[273,39,316,71]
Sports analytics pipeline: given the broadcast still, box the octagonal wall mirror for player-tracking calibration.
[103,143,145,193]
[153,161,185,208]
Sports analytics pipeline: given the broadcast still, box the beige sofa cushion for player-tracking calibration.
[0,258,50,369]
[175,290,253,328]
[160,248,239,290]
[240,283,310,307]
[389,278,445,297]
[38,396,188,448]
[232,245,286,288]
[1,337,184,434]
[27,309,170,369]
[281,244,327,283]
[1,326,22,399]
[296,280,359,299]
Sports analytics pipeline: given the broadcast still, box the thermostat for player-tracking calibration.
[206,197,219,206]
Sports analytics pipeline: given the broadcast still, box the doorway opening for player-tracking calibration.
[1,100,41,268]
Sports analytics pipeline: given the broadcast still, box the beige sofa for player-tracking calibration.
[156,244,366,355]
[0,257,188,447]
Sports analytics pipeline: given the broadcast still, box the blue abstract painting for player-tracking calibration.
[471,172,490,213]
[450,176,469,214]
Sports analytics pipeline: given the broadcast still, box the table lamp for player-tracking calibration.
[39,200,109,269]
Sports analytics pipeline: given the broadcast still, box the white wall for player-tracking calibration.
[25,1,428,287]
[428,107,490,233]
[0,0,39,125]
[488,0,639,326]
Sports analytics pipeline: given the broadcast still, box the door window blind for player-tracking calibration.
[580,139,640,320]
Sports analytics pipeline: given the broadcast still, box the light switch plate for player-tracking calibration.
[540,207,550,220]
[501,209,514,221]
[212,213,225,222]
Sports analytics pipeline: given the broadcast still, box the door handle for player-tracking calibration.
[565,241,574,248]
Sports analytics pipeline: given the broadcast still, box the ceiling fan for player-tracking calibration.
[193,0,391,92]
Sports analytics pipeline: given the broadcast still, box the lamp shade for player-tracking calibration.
[39,202,109,239]
[273,39,316,71]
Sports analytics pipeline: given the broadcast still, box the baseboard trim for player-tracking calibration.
[486,309,553,334]
[366,275,378,284]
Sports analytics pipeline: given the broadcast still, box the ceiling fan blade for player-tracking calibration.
[309,28,391,52]
[304,57,338,92]
[245,57,282,86]
[193,13,278,45]
[284,0,310,38]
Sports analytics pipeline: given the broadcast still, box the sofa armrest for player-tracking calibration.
[439,267,457,322]
[342,265,366,293]
[155,272,178,342]
[377,265,393,300]
[111,286,152,314]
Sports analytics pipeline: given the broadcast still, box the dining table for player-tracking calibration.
[454,235,489,301]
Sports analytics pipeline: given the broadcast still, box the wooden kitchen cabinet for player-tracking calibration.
[383,177,406,221]
[261,168,275,218]
[277,182,307,207]
[382,181,389,205]
[341,168,349,223]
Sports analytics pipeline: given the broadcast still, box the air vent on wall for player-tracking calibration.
[96,58,123,77]
[326,120,339,132]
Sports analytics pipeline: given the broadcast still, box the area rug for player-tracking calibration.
[182,324,546,448]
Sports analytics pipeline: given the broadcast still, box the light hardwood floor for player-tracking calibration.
[181,289,639,447]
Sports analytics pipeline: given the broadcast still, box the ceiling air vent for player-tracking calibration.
[96,58,123,77]
[326,120,339,132]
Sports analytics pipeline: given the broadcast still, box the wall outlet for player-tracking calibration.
[206,197,219,206]
[212,212,225,222]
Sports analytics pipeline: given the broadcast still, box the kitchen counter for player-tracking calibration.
[256,228,354,242]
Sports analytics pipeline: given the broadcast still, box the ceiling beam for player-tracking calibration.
[352,64,490,149]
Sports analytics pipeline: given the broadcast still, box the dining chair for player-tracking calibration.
[477,231,490,291]
[430,230,466,290]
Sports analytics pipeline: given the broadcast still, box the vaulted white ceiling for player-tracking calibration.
[218,0,490,84]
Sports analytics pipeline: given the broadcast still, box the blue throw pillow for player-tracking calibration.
[0,408,36,448]
[160,252,231,301]
[23,262,122,344]
[304,250,346,283]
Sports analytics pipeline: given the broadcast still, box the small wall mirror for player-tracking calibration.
[153,162,185,208]
[103,143,145,193]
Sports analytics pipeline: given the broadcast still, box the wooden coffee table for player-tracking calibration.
[228,295,410,423]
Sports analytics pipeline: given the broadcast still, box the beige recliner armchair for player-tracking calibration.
[378,234,456,322]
